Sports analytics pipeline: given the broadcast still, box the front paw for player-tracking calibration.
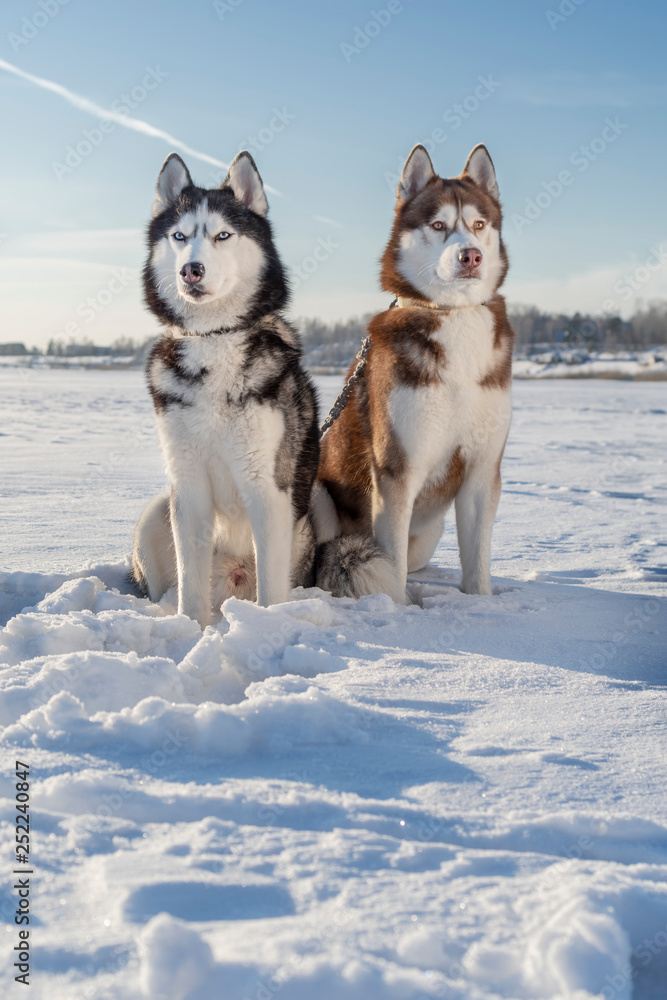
[461,578,492,596]
[179,599,209,628]
[256,586,289,608]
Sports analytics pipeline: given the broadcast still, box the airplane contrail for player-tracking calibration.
[0,57,281,195]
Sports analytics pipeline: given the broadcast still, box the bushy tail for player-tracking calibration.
[315,534,408,604]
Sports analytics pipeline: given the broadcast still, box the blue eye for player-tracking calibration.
[216,232,231,241]
[173,232,185,241]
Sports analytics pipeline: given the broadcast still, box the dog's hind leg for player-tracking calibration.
[311,482,339,544]
[371,472,413,603]
[132,493,177,602]
[407,514,445,573]
[291,515,317,588]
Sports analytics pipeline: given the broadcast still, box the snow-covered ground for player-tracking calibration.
[3,346,667,381]
[513,349,667,381]
[1,369,666,1000]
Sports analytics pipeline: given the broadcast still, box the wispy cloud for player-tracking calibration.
[2,228,145,263]
[313,214,344,230]
[0,58,281,195]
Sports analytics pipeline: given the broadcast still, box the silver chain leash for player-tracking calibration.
[319,334,372,438]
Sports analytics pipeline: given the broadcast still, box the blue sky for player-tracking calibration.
[0,0,665,349]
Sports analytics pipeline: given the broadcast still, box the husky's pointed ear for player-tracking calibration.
[153,153,193,217]
[397,144,435,204]
[222,151,268,217]
[463,144,499,201]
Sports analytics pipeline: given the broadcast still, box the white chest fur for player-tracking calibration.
[150,331,247,410]
[149,332,287,506]
[388,305,511,483]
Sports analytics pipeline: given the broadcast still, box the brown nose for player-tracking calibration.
[180,262,205,283]
[458,248,483,269]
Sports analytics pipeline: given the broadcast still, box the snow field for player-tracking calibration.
[0,370,666,999]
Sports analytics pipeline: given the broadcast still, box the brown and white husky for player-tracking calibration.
[315,144,515,602]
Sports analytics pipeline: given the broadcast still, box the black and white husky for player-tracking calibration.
[132,152,320,626]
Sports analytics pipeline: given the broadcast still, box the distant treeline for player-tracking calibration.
[509,300,667,352]
[300,300,667,365]
[300,315,376,369]
[43,336,137,357]
[3,301,665,366]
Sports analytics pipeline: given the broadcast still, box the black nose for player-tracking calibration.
[458,248,483,269]
[180,262,205,283]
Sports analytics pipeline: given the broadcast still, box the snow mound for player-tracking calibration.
[5,679,369,755]
[0,571,358,762]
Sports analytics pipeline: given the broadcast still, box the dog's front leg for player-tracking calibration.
[371,470,412,602]
[454,467,502,596]
[245,481,293,607]
[170,484,215,627]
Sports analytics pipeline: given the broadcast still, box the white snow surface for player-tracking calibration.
[0,369,666,1000]
[512,349,667,381]
[3,346,667,381]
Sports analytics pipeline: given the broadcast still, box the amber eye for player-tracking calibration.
[474,220,486,230]
[431,220,445,231]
